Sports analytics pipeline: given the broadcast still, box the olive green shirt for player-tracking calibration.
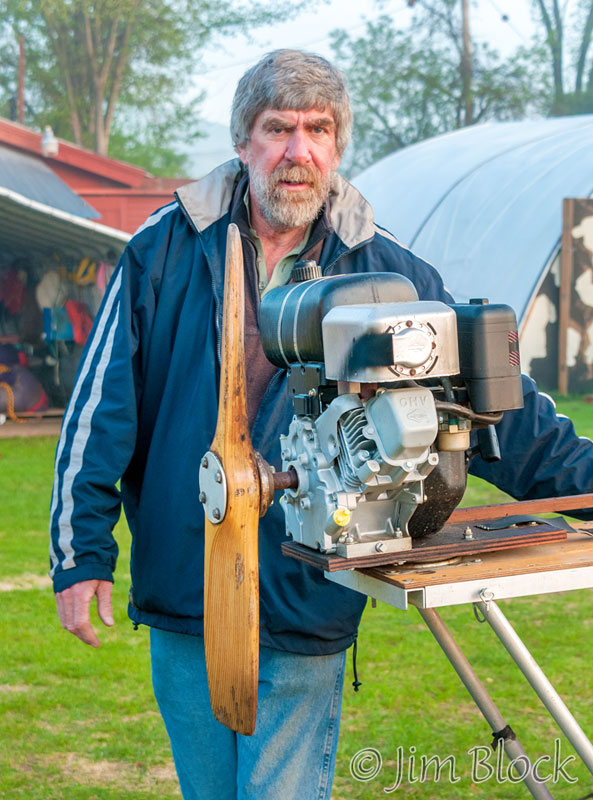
[244,190,311,296]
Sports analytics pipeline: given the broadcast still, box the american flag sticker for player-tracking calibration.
[508,330,520,366]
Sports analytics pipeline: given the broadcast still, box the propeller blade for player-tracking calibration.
[202,223,260,736]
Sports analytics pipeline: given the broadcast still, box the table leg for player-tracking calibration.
[475,597,593,776]
[418,607,554,799]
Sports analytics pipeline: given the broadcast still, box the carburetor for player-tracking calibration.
[260,266,523,558]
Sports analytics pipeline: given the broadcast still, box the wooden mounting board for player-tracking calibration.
[281,518,569,573]
[448,493,593,523]
[324,530,593,609]
[363,531,593,590]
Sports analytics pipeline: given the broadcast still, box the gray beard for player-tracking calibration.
[248,164,332,231]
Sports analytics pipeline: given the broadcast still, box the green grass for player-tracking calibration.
[0,438,179,799]
[1,395,592,798]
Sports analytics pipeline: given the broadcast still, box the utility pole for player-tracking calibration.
[407,0,473,125]
[461,0,473,125]
[18,35,25,125]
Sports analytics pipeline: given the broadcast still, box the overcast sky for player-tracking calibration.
[194,0,536,125]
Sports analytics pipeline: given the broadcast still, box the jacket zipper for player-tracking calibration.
[174,197,225,364]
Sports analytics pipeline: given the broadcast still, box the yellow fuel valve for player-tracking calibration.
[325,507,353,537]
[333,507,352,528]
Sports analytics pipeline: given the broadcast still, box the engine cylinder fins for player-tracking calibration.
[336,406,377,490]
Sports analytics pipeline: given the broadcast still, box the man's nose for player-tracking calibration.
[285,128,311,165]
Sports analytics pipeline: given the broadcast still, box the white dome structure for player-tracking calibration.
[354,116,593,391]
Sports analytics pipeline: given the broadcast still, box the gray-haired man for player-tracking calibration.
[51,49,593,799]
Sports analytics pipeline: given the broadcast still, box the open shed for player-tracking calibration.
[354,116,593,392]
[0,140,130,414]
[0,118,193,419]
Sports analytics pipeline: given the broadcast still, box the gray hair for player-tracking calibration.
[230,49,352,156]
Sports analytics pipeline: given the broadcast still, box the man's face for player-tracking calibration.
[237,108,341,232]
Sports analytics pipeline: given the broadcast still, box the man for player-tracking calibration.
[50,50,593,799]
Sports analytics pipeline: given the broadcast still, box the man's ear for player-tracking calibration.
[237,144,249,166]
[332,151,341,171]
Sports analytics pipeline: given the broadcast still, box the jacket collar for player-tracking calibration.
[175,158,376,251]
[175,159,241,233]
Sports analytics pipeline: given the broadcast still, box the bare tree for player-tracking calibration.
[532,0,593,113]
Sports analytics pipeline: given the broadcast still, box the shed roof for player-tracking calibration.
[0,187,129,262]
[354,115,593,320]
[0,118,147,187]
[0,144,99,219]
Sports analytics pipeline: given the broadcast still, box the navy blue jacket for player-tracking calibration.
[49,160,593,655]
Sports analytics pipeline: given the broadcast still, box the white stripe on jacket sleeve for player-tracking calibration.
[49,269,123,575]
[133,201,178,236]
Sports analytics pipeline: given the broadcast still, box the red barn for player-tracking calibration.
[0,117,191,417]
[0,117,191,234]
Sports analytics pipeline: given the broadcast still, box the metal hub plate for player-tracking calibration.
[198,451,227,524]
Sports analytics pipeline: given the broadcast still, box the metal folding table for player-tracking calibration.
[325,532,593,799]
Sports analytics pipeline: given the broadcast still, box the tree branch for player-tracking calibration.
[576,1,593,93]
[103,18,134,142]
[39,9,83,144]
[81,1,99,82]
[534,0,554,37]
[417,1,462,56]
[587,60,593,93]
[534,0,563,104]
[99,14,122,88]
[364,98,405,149]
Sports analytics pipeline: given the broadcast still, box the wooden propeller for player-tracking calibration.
[201,223,261,736]
[200,224,298,734]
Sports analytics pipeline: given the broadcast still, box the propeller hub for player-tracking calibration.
[199,451,228,524]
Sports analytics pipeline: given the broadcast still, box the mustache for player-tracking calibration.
[270,165,321,187]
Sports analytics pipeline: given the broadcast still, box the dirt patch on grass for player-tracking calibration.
[0,683,30,693]
[120,710,162,723]
[0,573,51,592]
[36,752,181,795]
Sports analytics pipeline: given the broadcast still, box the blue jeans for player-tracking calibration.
[150,629,346,800]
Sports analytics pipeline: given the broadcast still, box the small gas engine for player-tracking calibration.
[260,263,523,559]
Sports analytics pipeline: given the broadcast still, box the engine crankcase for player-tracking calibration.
[280,387,439,558]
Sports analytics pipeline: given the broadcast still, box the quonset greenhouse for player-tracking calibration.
[354,115,593,392]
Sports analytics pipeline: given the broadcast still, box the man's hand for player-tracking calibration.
[55,579,114,647]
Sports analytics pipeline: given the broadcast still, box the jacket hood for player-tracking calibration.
[175,158,376,251]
